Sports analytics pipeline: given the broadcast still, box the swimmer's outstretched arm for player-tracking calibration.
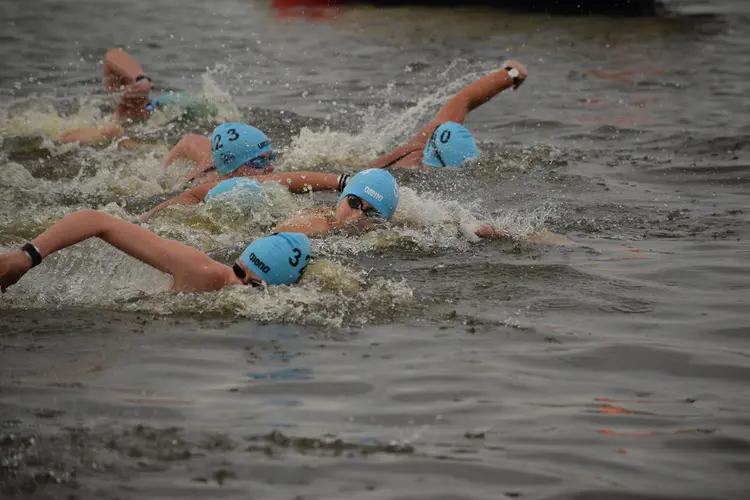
[138,172,346,222]
[59,123,125,145]
[0,210,233,294]
[58,49,151,144]
[474,224,573,245]
[270,214,334,238]
[370,60,528,168]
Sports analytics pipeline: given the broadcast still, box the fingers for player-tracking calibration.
[123,79,152,100]
[183,163,206,183]
[504,60,528,89]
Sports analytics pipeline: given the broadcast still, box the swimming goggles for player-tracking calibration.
[233,263,263,288]
[346,195,383,220]
[244,151,277,170]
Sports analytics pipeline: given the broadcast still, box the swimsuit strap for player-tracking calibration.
[380,149,419,169]
[186,164,217,184]
[381,125,441,169]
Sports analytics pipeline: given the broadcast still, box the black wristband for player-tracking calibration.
[337,174,350,192]
[22,243,42,268]
[135,74,152,83]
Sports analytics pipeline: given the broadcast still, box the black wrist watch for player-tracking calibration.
[505,66,521,86]
[135,74,152,84]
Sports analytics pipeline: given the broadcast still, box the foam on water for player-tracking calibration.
[0,97,108,141]
[0,67,239,146]
[0,235,413,327]
[198,66,243,123]
[123,262,414,327]
[282,63,481,168]
[0,62,557,324]
[317,186,558,259]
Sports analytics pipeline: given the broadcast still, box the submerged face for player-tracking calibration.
[336,169,400,222]
[334,194,381,224]
[232,260,264,287]
[237,232,312,286]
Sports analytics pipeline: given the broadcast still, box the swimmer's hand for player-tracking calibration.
[503,60,528,90]
[0,251,33,294]
[115,79,152,122]
[123,78,152,102]
[59,123,125,145]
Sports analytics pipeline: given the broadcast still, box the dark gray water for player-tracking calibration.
[1,0,750,498]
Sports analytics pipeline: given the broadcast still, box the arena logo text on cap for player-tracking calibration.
[364,186,383,201]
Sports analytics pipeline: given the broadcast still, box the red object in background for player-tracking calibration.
[272,0,339,19]
[273,0,338,5]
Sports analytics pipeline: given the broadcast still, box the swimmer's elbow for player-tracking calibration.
[475,225,508,239]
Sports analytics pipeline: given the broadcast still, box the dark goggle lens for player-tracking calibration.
[346,195,382,220]
[245,151,276,169]
[234,263,263,288]
[346,195,363,211]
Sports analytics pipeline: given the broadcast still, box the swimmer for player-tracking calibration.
[164,122,277,185]
[0,170,403,294]
[145,168,407,238]
[141,166,510,240]
[138,171,352,222]
[0,212,311,294]
[370,60,528,169]
[59,48,211,146]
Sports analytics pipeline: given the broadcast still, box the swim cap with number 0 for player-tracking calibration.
[422,122,478,168]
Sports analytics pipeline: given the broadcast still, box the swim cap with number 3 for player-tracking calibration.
[210,122,273,174]
[240,232,312,285]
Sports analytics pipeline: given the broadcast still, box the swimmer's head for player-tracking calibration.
[211,122,275,175]
[336,169,399,222]
[422,122,479,168]
[205,177,263,201]
[234,232,311,286]
[147,91,186,111]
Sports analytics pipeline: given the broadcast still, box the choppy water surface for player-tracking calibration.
[1,0,749,498]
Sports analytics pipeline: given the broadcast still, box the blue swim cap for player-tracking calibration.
[148,91,187,110]
[211,122,273,175]
[338,169,399,219]
[239,232,311,286]
[205,177,263,201]
[422,122,479,168]
[147,91,217,120]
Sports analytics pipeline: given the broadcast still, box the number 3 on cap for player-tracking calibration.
[288,248,310,278]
